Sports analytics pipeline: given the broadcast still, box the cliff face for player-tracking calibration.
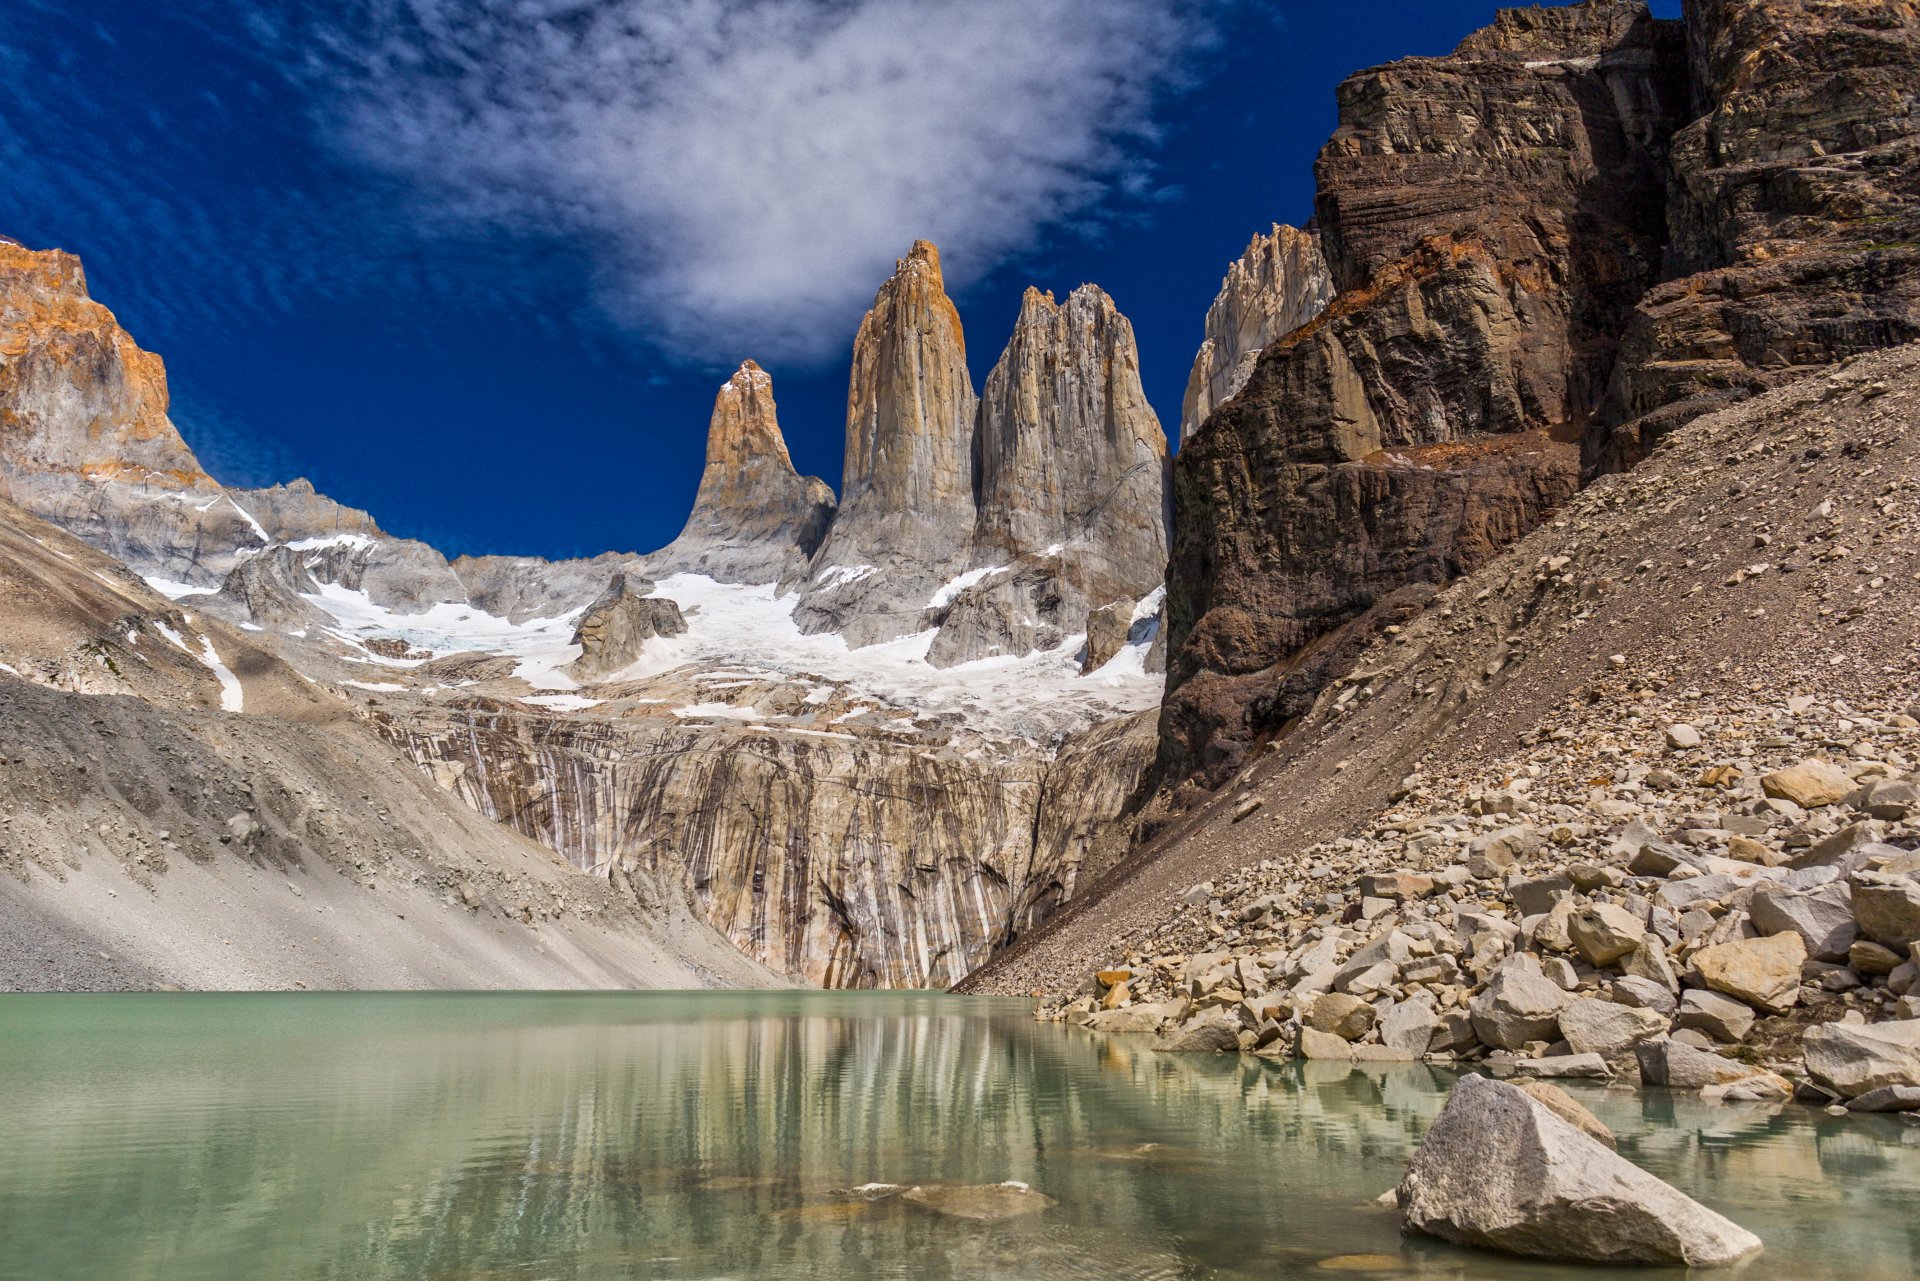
[796,242,980,646]
[1179,225,1334,442]
[1594,0,1920,466]
[1163,0,1687,787]
[649,361,836,584]
[927,284,1170,668]
[0,242,266,582]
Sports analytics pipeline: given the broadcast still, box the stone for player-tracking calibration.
[1084,1001,1183,1035]
[1845,1085,1920,1113]
[1470,957,1568,1051]
[1849,940,1904,977]
[1613,975,1678,1016]
[1663,723,1701,750]
[1152,1014,1243,1054]
[1308,992,1378,1041]
[1748,881,1858,961]
[1623,938,1681,992]
[1514,1079,1614,1150]
[1299,1026,1359,1061]
[1510,873,1573,918]
[1468,826,1542,879]
[1850,873,1920,952]
[1802,1020,1920,1099]
[1360,872,1436,901]
[900,1182,1055,1221]
[1557,998,1667,1058]
[1099,979,1132,1010]
[1676,990,1755,1043]
[1079,601,1134,675]
[1378,994,1440,1058]
[568,574,687,680]
[1567,904,1645,967]
[1760,760,1856,809]
[1396,1076,1762,1267]
[1635,1039,1768,1091]
[1851,779,1918,821]
[1790,823,1894,874]
[1179,224,1334,441]
[1511,1053,1611,1081]
[1629,841,1697,877]
[1692,932,1807,1013]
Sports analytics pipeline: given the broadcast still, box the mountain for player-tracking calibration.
[1178,224,1334,443]
[966,0,1920,1006]
[0,233,1169,990]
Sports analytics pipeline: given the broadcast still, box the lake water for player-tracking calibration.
[1,992,1917,1280]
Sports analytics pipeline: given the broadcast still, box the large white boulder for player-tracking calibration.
[1803,1019,1920,1098]
[1397,1075,1763,1267]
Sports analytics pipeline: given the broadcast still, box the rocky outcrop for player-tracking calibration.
[925,285,1169,668]
[1179,225,1333,442]
[797,242,978,646]
[648,361,835,584]
[0,240,266,582]
[568,573,683,679]
[1593,0,1920,469]
[1161,1,1688,786]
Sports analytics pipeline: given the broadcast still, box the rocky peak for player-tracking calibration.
[0,238,266,581]
[650,359,835,585]
[926,282,1169,667]
[1453,0,1657,56]
[795,240,979,646]
[1179,224,1334,442]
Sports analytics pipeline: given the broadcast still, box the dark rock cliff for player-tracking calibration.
[1163,0,1688,788]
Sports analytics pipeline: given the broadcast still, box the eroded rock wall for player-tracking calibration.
[370,705,1159,988]
[1179,225,1334,442]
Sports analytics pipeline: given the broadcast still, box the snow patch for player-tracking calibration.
[814,563,878,589]
[195,636,245,712]
[341,679,407,693]
[674,701,764,721]
[520,693,605,711]
[144,578,214,601]
[927,564,1004,609]
[286,533,377,552]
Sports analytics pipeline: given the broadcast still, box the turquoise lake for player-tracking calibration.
[1,992,1917,1279]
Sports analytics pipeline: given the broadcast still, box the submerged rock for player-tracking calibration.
[1397,1075,1762,1267]
[900,1181,1055,1221]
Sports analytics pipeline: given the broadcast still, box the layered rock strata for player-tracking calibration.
[1179,225,1334,442]
[648,361,835,584]
[1594,0,1920,467]
[1163,0,1687,786]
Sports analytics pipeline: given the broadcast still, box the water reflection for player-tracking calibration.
[0,993,1915,1280]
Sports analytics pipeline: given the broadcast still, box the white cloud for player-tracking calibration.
[279,0,1223,363]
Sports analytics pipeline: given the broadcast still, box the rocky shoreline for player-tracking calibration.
[1039,690,1920,1119]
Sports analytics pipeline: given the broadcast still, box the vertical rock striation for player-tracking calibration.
[649,360,836,584]
[927,285,1170,667]
[797,241,978,646]
[1179,225,1334,442]
[1163,0,1688,787]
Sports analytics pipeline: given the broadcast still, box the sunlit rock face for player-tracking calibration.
[0,241,266,582]
[649,361,836,585]
[926,285,1169,669]
[1179,225,1334,443]
[796,241,980,647]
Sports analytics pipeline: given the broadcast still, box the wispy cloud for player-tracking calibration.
[260,0,1226,364]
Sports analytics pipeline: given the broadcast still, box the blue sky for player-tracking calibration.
[1,1,1680,560]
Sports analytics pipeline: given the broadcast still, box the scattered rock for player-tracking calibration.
[1760,760,1856,808]
[1692,932,1807,1013]
[1802,1019,1920,1099]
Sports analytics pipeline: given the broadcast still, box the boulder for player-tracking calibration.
[1748,881,1857,961]
[1567,904,1646,966]
[1636,1038,1772,1091]
[1676,990,1755,1043]
[1308,992,1378,1041]
[1851,873,1920,951]
[1846,1084,1920,1113]
[1151,1014,1242,1054]
[1760,759,1856,808]
[1850,779,1918,821]
[1298,1025,1358,1061]
[1802,1019,1920,1099]
[1378,994,1440,1058]
[1692,932,1806,1013]
[1558,998,1668,1058]
[1397,1076,1762,1266]
[1614,975,1679,1016]
[1511,1053,1612,1080]
[900,1182,1055,1221]
[1470,958,1569,1051]
[1084,1001,1181,1035]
